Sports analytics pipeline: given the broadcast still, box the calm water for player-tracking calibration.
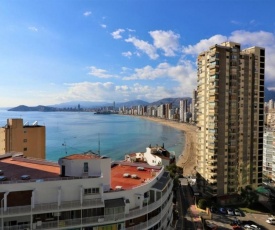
[0,110,185,162]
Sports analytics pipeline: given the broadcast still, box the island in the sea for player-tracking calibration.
[8,105,58,112]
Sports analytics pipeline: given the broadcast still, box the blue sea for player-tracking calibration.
[0,110,185,162]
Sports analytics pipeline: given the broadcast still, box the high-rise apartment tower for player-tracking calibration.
[196,42,265,196]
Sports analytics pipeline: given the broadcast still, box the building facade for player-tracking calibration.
[0,118,45,159]
[263,131,275,181]
[0,152,174,230]
[196,42,265,196]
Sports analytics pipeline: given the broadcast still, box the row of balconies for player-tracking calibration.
[1,188,173,230]
[2,181,172,217]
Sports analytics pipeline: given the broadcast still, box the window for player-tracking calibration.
[83,162,88,173]
[23,147,27,151]
[92,187,99,193]
[84,187,99,195]
[23,139,27,143]
[84,188,92,195]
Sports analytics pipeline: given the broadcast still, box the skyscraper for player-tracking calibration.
[196,42,265,196]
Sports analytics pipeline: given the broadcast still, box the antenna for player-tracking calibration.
[98,133,101,156]
[62,140,67,155]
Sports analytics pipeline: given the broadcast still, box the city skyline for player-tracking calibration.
[0,0,275,107]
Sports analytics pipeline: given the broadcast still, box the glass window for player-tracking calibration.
[84,162,89,173]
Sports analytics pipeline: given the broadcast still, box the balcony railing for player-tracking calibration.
[2,185,173,230]
[1,180,173,229]
[1,198,104,216]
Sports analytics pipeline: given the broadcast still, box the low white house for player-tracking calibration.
[125,145,175,167]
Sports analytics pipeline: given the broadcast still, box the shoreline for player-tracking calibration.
[137,116,197,176]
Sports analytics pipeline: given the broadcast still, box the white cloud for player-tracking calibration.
[83,11,91,17]
[101,24,107,28]
[182,30,275,90]
[122,61,197,97]
[149,30,180,56]
[111,29,125,39]
[125,36,159,60]
[183,34,227,55]
[28,26,38,32]
[61,81,177,103]
[230,20,242,25]
[122,51,132,58]
[127,28,135,32]
[63,82,116,101]
[229,30,275,47]
[88,66,116,78]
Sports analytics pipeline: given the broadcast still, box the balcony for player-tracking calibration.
[1,180,173,229]
[2,189,173,230]
[1,198,104,217]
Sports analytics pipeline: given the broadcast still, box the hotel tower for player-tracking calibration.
[196,42,265,196]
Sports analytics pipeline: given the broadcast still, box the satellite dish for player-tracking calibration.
[32,121,38,126]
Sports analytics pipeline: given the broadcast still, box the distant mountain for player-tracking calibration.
[8,105,57,112]
[8,98,193,112]
[50,101,111,108]
[149,97,192,108]
[115,100,149,108]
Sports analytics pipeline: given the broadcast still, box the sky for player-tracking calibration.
[0,0,275,107]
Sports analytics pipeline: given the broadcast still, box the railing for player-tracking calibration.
[0,175,102,185]
[1,198,104,216]
[1,179,173,229]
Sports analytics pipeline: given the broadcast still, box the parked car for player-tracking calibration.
[0,176,7,181]
[266,217,275,224]
[234,209,241,216]
[227,208,234,215]
[219,207,227,214]
[250,224,261,230]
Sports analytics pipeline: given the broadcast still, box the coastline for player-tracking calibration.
[137,116,197,176]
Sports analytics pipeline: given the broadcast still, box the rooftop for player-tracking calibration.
[0,156,60,181]
[0,155,162,191]
[111,163,161,190]
[62,151,103,160]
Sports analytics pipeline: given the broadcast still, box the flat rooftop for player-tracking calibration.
[0,156,162,191]
[110,163,161,190]
[0,157,60,181]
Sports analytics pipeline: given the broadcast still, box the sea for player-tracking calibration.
[0,110,185,162]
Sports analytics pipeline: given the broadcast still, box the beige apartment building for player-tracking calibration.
[196,42,265,196]
[0,118,45,159]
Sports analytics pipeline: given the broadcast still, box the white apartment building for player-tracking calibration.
[0,152,174,230]
[263,131,275,181]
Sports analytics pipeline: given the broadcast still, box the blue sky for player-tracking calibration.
[0,0,275,107]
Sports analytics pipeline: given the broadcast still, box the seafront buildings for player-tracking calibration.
[0,152,174,230]
[196,41,265,196]
[0,118,45,159]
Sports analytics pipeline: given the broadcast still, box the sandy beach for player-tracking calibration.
[139,116,197,176]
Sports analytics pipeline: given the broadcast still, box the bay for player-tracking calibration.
[0,110,185,162]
